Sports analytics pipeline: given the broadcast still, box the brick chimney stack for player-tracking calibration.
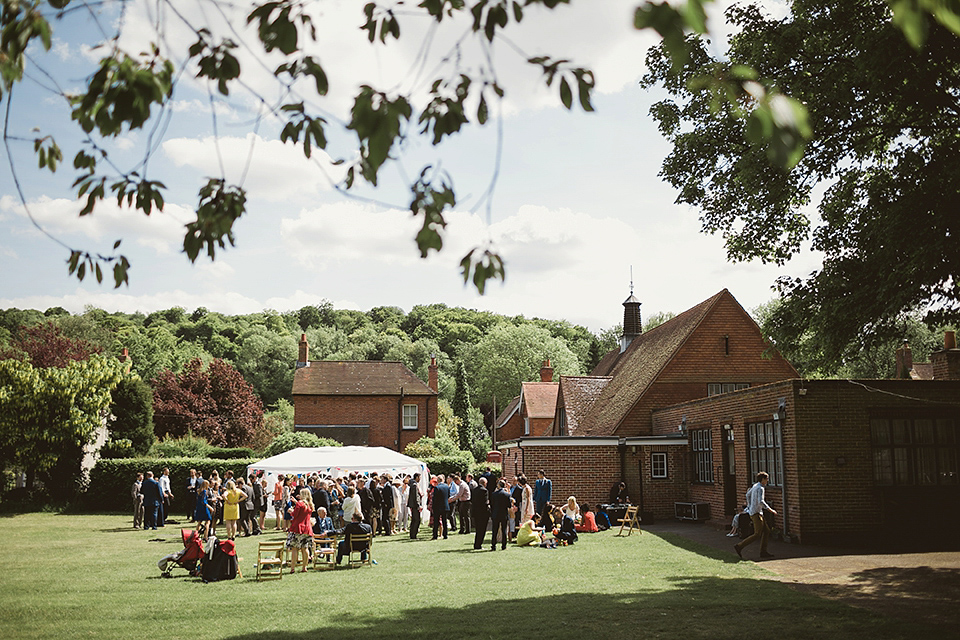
[297,333,310,368]
[931,331,960,380]
[895,340,913,378]
[428,354,439,392]
[118,347,132,374]
[540,358,554,382]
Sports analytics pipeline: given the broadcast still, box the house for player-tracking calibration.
[291,334,438,452]
[499,290,960,545]
[495,360,559,441]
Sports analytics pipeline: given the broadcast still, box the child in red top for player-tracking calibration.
[575,503,599,533]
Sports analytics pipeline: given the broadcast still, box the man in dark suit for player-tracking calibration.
[140,471,164,530]
[471,477,490,550]
[534,469,552,517]
[247,474,263,535]
[312,480,331,521]
[380,476,394,536]
[432,477,450,540]
[489,479,511,550]
[359,480,375,532]
[408,473,422,539]
[335,512,374,565]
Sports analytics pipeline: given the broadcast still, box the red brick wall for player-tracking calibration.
[653,379,960,544]
[294,394,436,452]
[498,413,524,442]
[615,294,797,437]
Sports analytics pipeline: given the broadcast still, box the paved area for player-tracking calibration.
[643,520,960,629]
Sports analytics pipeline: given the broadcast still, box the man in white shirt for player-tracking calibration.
[457,475,472,534]
[734,471,777,560]
[158,467,174,525]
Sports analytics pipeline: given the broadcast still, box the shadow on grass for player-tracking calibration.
[789,565,960,630]
[219,575,943,639]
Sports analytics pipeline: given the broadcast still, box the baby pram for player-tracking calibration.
[158,529,204,578]
[200,536,240,583]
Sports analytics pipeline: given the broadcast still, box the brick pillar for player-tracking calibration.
[540,359,553,382]
[931,331,960,380]
[297,333,309,367]
[895,341,913,378]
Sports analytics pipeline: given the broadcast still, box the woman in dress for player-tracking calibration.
[519,475,534,523]
[193,480,214,537]
[341,486,361,524]
[516,513,544,547]
[222,480,247,540]
[286,488,315,573]
[562,496,580,522]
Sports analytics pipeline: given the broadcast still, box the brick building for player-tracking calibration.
[498,290,960,545]
[292,334,438,452]
[495,360,559,441]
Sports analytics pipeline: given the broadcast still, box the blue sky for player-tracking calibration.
[0,0,811,331]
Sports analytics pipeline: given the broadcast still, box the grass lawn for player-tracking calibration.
[0,513,940,639]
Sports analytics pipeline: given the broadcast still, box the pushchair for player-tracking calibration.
[200,536,240,583]
[158,529,204,578]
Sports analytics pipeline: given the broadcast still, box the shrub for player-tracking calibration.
[208,447,256,459]
[86,457,258,513]
[404,435,460,459]
[469,460,501,483]
[149,434,212,458]
[99,438,135,459]
[262,431,342,458]
[420,451,475,478]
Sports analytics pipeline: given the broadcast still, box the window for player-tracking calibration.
[747,420,782,486]
[651,452,667,479]
[707,382,750,397]
[524,416,530,435]
[402,404,418,430]
[691,429,713,483]
[871,417,958,486]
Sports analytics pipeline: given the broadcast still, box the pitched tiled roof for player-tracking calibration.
[495,395,521,428]
[576,290,728,436]
[292,361,436,396]
[521,382,559,419]
[591,347,622,376]
[911,363,934,380]
[557,376,612,436]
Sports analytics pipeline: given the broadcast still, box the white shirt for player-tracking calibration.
[342,495,361,522]
[458,481,471,502]
[159,474,171,496]
[745,482,770,516]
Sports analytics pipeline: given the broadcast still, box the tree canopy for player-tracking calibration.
[641,0,960,368]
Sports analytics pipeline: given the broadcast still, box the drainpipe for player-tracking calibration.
[777,420,791,541]
[397,386,404,451]
[618,437,627,483]
[516,438,524,476]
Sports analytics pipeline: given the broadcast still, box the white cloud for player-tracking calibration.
[197,260,235,279]
[162,133,344,202]
[0,194,193,254]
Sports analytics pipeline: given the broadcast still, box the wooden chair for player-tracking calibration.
[255,540,285,581]
[616,505,642,536]
[313,535,338,570]
[347,533,373,567]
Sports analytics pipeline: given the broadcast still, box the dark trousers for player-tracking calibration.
[473,512,489,549]
[409,507,421,538]
[458,501,471,533]
[187,490,196,519]
[381,506,392,535]
[448,504,457,530]
[336,539,367,564]
[145,502,160,529]
[491,516,508,550]
[432,510,448,539]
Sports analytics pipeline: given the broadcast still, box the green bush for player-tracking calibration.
[404,435,460,459]
[420,451,475,478]
[207,447,255,459]
[86,457,257,513]
[469,460,501,483]
[99,438,135,459]
[149,434,212,458]
[262,431,341,458]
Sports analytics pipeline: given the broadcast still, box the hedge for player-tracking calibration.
[420,452,475,478]
[207,447,256,459]
[86,457,257,513]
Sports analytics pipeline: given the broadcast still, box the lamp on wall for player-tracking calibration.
[678,415,687,436]
[773,397,787,422]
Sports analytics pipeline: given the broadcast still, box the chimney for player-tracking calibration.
[540,358,554,383]
[118,347,132,374]
[297,333,310,368]
[621,293,642,353]
[931,331,960,380]
[894,340,913,379]
[428,354,439,392]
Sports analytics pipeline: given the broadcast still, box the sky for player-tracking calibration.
[0,0,812,333]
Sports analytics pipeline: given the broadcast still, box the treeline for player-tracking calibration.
[0,302,620,414]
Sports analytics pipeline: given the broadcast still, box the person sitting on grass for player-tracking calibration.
[555,509,578,545]
[575,504,599,533]
[516,513,545,547]
[335,511,373,565]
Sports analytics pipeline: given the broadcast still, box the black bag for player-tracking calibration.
[738,513,754,539]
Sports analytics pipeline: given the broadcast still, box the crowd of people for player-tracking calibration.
[134,467,611,571]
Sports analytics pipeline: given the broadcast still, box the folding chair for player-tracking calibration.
[313,535,338,570]
[616,505,642,536]
[255,540,285,581]
[347,533,373,567]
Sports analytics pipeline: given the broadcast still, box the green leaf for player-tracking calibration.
[559,76,572,109]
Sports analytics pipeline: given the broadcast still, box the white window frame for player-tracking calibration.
[651,452,667,479]
[524,416,530,435]
[707,382,750,397]
[402,404,418,430]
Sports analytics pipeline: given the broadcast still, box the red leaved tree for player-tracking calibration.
[151,358,263,448]
[0,321,102,367]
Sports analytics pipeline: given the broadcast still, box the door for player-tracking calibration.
[723,427,738,516]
